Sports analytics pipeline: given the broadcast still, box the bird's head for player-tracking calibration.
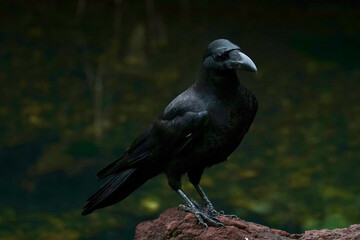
[203,39,257,73]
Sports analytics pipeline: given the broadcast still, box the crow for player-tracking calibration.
[82,39,258,227]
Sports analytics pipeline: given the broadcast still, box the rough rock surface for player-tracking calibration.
[135,208,360,240]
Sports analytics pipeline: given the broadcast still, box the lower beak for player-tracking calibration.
[226,51,257,72]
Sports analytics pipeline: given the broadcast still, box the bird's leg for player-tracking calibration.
[194,185,238,219]
[194,185,217,215]
[176,189,224,227]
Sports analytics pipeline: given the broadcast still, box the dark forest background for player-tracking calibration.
[0,0,359,239]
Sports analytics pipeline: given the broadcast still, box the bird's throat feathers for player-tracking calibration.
[195,65,240,95]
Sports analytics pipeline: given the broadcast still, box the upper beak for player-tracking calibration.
[226,50,257,72]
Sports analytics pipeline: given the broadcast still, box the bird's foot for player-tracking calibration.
[178,204,224,228]
[217,210,239,219]
[206,207,239,219]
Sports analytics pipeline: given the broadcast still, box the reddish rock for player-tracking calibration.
[135,208,360,240]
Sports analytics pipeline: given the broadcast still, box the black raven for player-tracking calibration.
[82,39,258,227]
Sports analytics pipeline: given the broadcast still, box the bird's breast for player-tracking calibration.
[201,91,257,158]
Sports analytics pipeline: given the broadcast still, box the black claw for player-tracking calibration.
[178,204,187,210]
[223,214,239,219]
[195,212,208,228]
[211,210,218,216]
[218,210,239,219]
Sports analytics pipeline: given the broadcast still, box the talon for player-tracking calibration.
[211,210,218,216]
[178,204,186,210]
[178,204,193,213]
[219,210,239,219]
[197,217,208,228]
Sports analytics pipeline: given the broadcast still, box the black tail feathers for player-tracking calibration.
[82,168,136,215]
[82,127,156,215]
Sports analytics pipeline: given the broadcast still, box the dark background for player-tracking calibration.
[1,0,359,239]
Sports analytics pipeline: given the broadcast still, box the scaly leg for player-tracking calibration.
[177,188,224,228]
[194,185,238,219]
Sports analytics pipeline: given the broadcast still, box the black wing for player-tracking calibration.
[152,110,209,156]
[96,88,208,178]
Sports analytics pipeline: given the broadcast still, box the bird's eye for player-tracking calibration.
[213,52,228,61]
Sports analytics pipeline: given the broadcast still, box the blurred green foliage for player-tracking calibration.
[0,0,359,239]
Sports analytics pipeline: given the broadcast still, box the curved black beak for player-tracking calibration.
[226,50,257,72]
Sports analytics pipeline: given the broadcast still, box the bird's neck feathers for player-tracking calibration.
[195,65,241,95]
